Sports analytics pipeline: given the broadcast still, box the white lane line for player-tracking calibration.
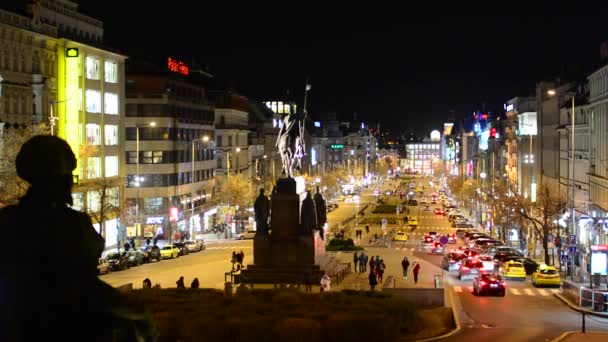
[524,288,534,296]
[551,289,561,294]
[453,286,462,293]
[510,288,521,295]
[537,289,550,296]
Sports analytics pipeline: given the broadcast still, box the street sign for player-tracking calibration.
[569,234,576,244]
[569,246,577,253]
[381,218,387,230]
[439,236,448,245]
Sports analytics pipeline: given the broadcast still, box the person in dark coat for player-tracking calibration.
[142,278,152,288]
[412,261,421,284]
[353,251,359,273]
[401,256,410,280]
[176,276,186,289]
[368,270,378,291]
[190,278,200,289]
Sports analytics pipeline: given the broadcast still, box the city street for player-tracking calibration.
[100,186,375,290]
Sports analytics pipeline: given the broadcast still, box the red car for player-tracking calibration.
[434,208,444,215]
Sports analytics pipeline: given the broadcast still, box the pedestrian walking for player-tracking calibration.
[412,261,421,284]
[378,260,385,283]
[353,251,359,273]
[191,278,200,289]
[364,253,369,272]
[401,256,410,280]
[365,225,370,234]
[239,250,245,266]
[368,270,378,291]
[304,271,313,293]
[176,276,186,289]
[369,256,376,272]
[359,252,366,274]
[320,274,331,292]
[375,255,381,269]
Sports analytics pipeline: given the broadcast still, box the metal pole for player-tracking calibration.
[571,96,576,281]
[136,126,140,242]
[191,140,196,238]
[582,311,586,333]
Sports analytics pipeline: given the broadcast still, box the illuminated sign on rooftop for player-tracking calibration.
[168,57,189,76]
[331,144,344,149]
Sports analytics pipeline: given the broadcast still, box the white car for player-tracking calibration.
[236,230,256,240]
[185,240,205,252]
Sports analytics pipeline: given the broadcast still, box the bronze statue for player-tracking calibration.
[254,188,271,235]
[300,190,317,234]
[276,110,306,178]
[313,186,327,239]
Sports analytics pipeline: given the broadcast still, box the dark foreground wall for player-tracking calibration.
[383,288,444,307]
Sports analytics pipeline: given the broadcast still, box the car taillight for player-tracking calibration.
[480,281,487,286]
[501,281,506,286]
[462,266,469,270]
[450,260,456,263]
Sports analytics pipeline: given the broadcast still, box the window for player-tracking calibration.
[86,124,100,145]
[228,135,232,147]
[104,92,118,115]
[104,125,118,145]
[71,192,85,211]
[86,56,100,80]
[105,156,119,177]
[106,187,119,207]
[87,157,101,179]
[144,197,164,211]
[127,151,137,164]
[104,61,118,83]
[87,190,101,212]
[143,151,163,164]
[217,135,222,147]
[86,90,101,113]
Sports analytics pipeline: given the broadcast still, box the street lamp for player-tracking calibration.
[190,135,211,238]
[135,121,156,243]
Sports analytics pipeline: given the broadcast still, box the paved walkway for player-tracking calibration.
[553,332,608,342]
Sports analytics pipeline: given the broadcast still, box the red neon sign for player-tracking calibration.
[591,245,608,251]
[490,128,497,138]
[170,207,179,222]
[167,57,189,76]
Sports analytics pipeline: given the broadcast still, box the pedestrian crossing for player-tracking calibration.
[452,285,561,297]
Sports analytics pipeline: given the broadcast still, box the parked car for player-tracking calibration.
[97,258,110,275]
[126,250,145,267]
[160,244,180,259]
[172,242,190,256]
[185,240,205,252]
[106,252,130,271]
[531,264,561,287]
[140,245,161,263]
[473,273,506,296]
[236,230,256,240]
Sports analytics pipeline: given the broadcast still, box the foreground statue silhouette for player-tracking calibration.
[0,135,154,341]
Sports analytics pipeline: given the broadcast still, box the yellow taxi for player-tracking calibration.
[160,244,180,259]
[393,231,409,241]
[531,264,561,287]
[501,260,527,280]
[408,216,418,227]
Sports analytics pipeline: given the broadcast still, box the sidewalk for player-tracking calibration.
[327,247,442,291]
[552,332,608,342]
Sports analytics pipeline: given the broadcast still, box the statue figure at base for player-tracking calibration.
[300,190,317,234]
[254,188,270,235]
[313,186,327,239]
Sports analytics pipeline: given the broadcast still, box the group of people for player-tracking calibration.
[141,276,200,289]
[401,256,421,283]
[231,250,246,270]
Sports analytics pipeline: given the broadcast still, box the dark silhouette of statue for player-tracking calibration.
[313,186,327,239]
[300,190,318,234]
[276,109,306,178]
[0,135,154,340]
[254,188,271,235]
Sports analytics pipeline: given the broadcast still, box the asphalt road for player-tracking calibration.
[100,187,377,290]
[407,181,608,342]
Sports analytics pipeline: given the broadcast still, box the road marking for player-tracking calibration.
[537,289,550,296]
[551,289,561,294]
[453,286,462,293]
[523,288,534,296]
[510,288,521,295]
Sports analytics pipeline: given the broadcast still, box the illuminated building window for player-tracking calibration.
[86,90,101,113]
[86,56,100,80]
[87,157,101,179]
[104,92,118,115]
[104,61,118,83]
[87,190,101,212]
[104,125,118,145]
[106,187,119,207]
[71,192,84,211]
[143,151,163,164]
[105,156,119,177]
[86,123,100,145]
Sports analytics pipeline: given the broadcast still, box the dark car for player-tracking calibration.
[473,273,506,296]
[515,257,539,275]
[106,252,130,271]
[493,252,522,271]
[139,245,161,263]
[442,252,467,271]
[458,259,486,280]
[126,250,145,267]
[172,242,190,256]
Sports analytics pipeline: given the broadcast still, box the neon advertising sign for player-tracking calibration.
[167,57,189,76]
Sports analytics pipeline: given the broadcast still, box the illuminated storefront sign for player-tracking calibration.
[331,144,344,149]
[167,57,189,76]
[170,207,179,222]
[66,47,79,57]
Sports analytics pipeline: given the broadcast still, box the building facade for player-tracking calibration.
[404,131,441,175]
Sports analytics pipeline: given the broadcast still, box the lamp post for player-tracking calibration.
[135,121,156,243]
[190,135,210,238]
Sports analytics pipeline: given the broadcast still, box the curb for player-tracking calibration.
[550,331,608,342]
[415,287,461,341]
[554,293,608,319]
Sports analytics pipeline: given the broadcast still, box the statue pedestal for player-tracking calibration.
[240,178,323,285]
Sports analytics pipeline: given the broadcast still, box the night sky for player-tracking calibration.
[15,2,608,133]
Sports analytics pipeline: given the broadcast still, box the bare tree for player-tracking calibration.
[80,177,121,240]
[509,186,567,265]
[0,123,50,207]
